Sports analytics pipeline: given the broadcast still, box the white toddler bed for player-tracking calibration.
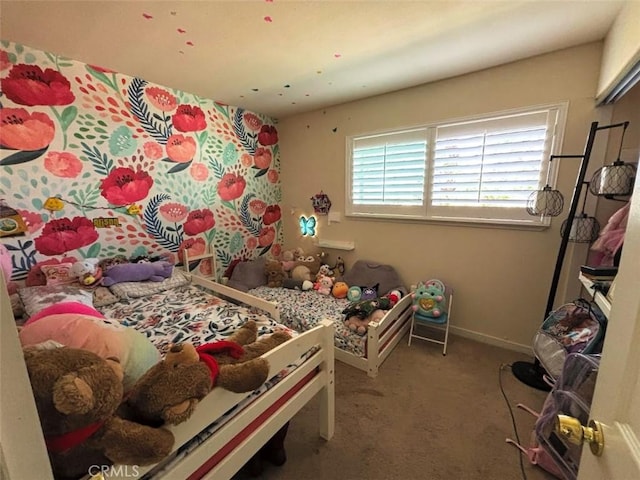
[0,270,335,480]
[222,256,413,378]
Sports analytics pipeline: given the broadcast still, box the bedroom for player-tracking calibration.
[1,1,639,479]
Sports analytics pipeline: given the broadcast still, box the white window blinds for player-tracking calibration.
[347,104,566,226]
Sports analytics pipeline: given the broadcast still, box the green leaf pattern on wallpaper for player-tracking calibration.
[0,42,283,280]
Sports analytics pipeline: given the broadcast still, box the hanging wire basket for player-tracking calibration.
[560,214,601,243]
[526,185,564,217]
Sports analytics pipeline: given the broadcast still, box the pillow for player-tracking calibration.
[339,260,407,297]
[108,269,190,299]
[18,284,94,317]
[92,286,120,307]
[40,262,76,286]
[19,311,160,393]
[229,257,267,290]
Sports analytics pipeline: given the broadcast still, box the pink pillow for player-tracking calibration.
[25,301,104,326]
[40,263,76,286]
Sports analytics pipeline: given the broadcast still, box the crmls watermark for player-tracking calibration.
[88,465,140,478]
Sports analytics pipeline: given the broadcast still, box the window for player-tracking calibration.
[346,104,567,227]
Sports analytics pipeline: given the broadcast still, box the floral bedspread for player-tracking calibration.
[248,286,367,357]
[97,283,295,353]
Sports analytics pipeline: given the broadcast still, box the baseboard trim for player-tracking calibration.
[448,325,533,355]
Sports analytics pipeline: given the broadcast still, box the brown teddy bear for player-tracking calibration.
[122,320,292,427]
[265,259,285,288]
[24,346,174,480]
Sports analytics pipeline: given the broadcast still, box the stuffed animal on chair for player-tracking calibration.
[412,279,447,319]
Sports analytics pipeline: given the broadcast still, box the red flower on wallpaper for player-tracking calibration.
[249,199,267,216]
[145,86,178,112]
[44,151,83,178]
[254,147,272,169]
[159,202,189,223]
[1,64,75,106]
[262,205,281,225]
[267,169,279,184]
[165,134,196,163]
[143,141,164,160]
[0,108,55,150]
[183,208,215,236]
[190,162,209,181]
[172,104,206,132]
[217,173,246,201]
[258,226,275,247]
[100,167,154,206]
[17,209,44,234]
[34,216,99,256]
[243,112,263,131]
[178,237,206,263]
[257,125,278,146]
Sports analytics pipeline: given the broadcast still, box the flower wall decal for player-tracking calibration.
[0,41,283,280]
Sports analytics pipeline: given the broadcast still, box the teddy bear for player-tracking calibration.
[121,320,292,427]
[24,345,174,480]
[289,254,322,282]
[265,259,285,288]
[69,258,102,286]
[101,261,174,287]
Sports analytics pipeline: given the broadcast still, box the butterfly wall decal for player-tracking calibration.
[299,215,317,237]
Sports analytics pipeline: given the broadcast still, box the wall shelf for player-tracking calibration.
[314,239,355,251]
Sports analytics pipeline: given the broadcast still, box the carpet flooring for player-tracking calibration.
[236,333,560,480]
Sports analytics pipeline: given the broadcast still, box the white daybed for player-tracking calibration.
[0,271,335,480]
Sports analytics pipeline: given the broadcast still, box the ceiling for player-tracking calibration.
[0,1,626,120]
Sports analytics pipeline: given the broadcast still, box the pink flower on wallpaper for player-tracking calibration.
[254,147,272,169]
[243,112,263,131]
[100,167,154,206]
[257,125,278,146]
[172,104,206,132]
[246,237,258,249]
[88,64,116,73]
[178,237,206,263]
[1,64,75,106]
[258,226,275,247]
[44,151,83,178]
[271,243,282,258]
[198,258,213,276]
[166,134,196,163]
[267,169,279,184]
[0,51,11,71]
[17,209,44,234]
[143,141,164,160]
[249,199,267,216]
[0,108,55,150]
[240,153,253,167]
[34,216,99,256]
[190,162,209,181]
[159,202,189,223]
[262,205,281,225]
[145,86,178,112]
[217,173,246,201]
[183,208,215,236]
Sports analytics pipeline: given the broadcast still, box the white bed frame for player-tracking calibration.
[184,249,413,377]
[0,271,335,480]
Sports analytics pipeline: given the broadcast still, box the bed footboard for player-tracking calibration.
[335,294,413,377]
[112,319,335,480]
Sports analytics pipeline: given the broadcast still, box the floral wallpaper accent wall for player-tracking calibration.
[0,41,283,281]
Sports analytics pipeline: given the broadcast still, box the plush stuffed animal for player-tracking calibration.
[70,258,102,286]
[283,278,314,291]
[122,320,291,427]
[412,280,446,318]
[332,281,349,299]
[102,261,174,287]
[24,346,174,479]
[289,254,321,282]
[314,274,334,295]
[265,260,285,288]
[280,250,296,275]
[347,285,362,302]
[344,309,385,335]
